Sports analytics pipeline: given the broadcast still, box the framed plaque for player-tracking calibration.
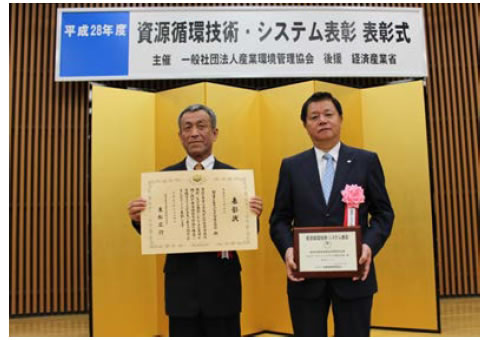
[293,226,362,278]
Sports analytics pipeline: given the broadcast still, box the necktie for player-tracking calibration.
[193,161,231,259]
[322,154,335,205]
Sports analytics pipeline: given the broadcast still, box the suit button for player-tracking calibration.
[326,213,330,217]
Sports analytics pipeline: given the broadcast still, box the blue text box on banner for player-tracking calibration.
[60,11,130,77]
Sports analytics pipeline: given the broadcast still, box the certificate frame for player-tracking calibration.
[140,169,258,254]
[293,226,362,278]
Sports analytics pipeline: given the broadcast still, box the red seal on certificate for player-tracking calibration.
[341,184,365,227]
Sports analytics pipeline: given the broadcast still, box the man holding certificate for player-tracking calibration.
[128,104,262,337]
[269,92,394,337]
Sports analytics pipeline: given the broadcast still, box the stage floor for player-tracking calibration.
[9,297,479,337]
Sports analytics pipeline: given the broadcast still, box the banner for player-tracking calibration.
[56,6,427,81]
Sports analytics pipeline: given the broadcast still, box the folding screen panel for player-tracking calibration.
[205,83,262,335]
[362,81,438,330]
[259,81,317,334]
[91,85,158,336]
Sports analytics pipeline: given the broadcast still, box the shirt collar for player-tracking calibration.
[314,141,341,164]
[186,154,215,170]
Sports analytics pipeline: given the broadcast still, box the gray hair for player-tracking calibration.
[177,104,217,130]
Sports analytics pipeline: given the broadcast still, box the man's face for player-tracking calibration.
[178,110,218,161]
[304,99,343,146]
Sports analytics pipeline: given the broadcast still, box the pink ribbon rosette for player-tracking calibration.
[341,184,365,226]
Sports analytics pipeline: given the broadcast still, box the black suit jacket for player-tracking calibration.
[269,144,394,300]
[132,159,242,317]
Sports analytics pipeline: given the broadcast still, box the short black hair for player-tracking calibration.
[300,92,343,123]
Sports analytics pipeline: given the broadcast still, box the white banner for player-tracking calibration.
[56,6,427,81]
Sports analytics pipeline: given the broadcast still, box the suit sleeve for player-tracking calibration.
[363,153,395,257]
[131,219,141,235]
[269,159,295,261]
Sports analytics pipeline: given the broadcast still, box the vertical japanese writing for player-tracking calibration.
[190,188,196,239]
[212,190,218,236]
[202,188,207,239]
[195,188,201,240]
[157,206,164,236]
[222,188,227,214]
[172,191,176,224]
[185,188,193,239]
[163,193,169,225]
[179,189,187,240]
[231,197,239,223]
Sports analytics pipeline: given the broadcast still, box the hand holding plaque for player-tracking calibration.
[293,184,365,278]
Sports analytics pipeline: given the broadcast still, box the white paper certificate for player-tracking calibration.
[140,169,257,254]
[298,231,357,272]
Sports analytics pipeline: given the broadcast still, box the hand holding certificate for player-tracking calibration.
[140,169,258,254]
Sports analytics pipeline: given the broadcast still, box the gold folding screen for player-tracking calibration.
[361,82,438,330]
[92,80,437,335]
[91,86,158,336]
[9,2,479,320]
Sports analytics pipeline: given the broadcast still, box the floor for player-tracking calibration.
[9,297,479,337]
[371,297,480,337]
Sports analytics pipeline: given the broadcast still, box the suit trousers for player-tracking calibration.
[169,313,241,337]
[288,280,373,337]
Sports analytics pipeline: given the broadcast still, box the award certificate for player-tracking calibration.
[140,169,257,254]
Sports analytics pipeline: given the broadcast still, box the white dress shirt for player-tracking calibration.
[185,154,215,171]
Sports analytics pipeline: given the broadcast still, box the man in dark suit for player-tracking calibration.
[269,92,394,337]
[128,104,263,337]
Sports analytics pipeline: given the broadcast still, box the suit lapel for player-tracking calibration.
[328,143,356,210]
[175,159,187,170]
[213,159,226,169]
[303,148,329,208]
